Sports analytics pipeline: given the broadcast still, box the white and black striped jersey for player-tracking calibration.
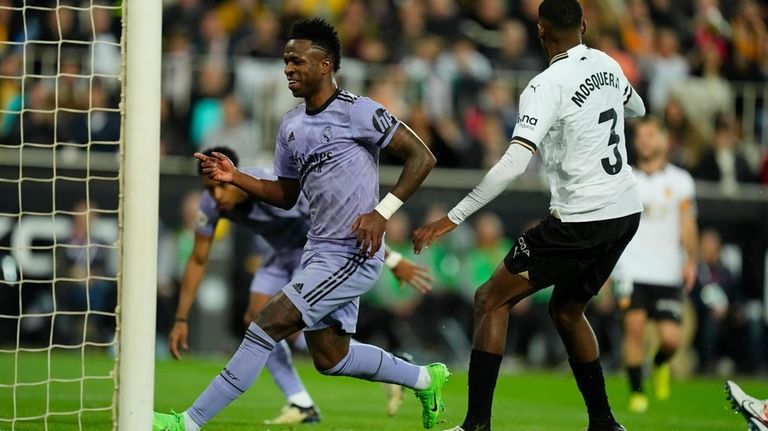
[511,44,645,222]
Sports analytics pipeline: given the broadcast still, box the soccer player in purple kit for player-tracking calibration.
[153,18,449,431]
[168,146,433,425]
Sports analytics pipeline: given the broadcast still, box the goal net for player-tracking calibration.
[0,1,160,430]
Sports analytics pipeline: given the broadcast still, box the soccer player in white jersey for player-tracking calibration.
[727,380,768,431]
[166,146,432,425]
[413,1,645,430]
[154,18,449,431]
[612,117,698,413]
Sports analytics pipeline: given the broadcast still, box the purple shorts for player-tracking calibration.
[283,249,383,334]
[249,247,304,296]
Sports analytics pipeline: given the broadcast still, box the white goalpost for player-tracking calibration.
[0,1,161,430]
[119,0,161,430]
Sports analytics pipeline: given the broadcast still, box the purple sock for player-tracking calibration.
[265,340,308,399]
[186,323,275,426]
[320,342,419,388]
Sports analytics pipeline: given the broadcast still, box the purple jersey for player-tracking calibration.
[196,167,310,255]
[273,89,399,256]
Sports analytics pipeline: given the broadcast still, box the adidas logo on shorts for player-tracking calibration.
[292,282,304,293]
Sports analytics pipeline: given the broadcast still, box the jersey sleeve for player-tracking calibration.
[619,72,645,118]
[273,117,299,179]
[350,96,401,149]
[195,192,220,237]
[510,79,561,153]
[679,171,697,217]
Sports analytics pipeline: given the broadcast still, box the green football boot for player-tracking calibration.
[414,362,451,429]
[152,410,186,431]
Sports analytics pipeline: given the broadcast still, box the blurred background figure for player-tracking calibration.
[55,199,116,345]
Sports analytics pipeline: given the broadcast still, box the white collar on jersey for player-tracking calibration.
[549,43,588,65]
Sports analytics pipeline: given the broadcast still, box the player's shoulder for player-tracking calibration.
[198,190,217,212]
[664,163,695,187]
[664,163,693,180]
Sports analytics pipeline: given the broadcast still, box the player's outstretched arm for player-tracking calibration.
[412,143,533,254]
[384,245,433,293]
[352,123,436,257]
[169,232,213,360]
[194,151,301,209]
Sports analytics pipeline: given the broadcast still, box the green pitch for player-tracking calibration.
[0,351,761,430]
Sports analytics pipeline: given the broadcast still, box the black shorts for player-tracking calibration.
[627,283,683,322]
[503,212,640,302]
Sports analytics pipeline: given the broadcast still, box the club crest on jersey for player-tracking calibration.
[196,210,209,230]
[321,126,333,144]
[517,115,538,130]
[372,108,395,134]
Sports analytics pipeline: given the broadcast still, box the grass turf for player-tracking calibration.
[0,351,761,430]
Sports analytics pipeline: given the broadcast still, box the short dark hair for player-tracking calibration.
[197,146,239,175]
[635,115,668,134]
[288,17,341,72]
[539,0,583,30]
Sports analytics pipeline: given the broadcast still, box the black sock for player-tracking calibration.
[569,358,616,429]
[653,349,673,366]
[462,349,502,431]
[627,366,643,393]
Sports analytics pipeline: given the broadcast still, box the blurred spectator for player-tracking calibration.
[460,0,506,58]
[425,0,461,41]
[338,0,388,63]
[694,113,755,188]
[693,228,737,372]
[163,31,195,121]
[0,51,21,135]
[358,212,421,353]
[61,79,121,150]
[54,199,116,345]
[160,98,189,156]
[671,43,733,148]
[465,114,507,169]
[437,38,492,115]
[163,0,205,37]
[157,191,201,344]
[231,10,284,58]
[0,0,23,55]
[495,20,544,71]
[728,0,767,81]
[663,96,708,169]
[189,61,229,146]
[619,0,656,61]
[202,95,263,165]
[647,28,689,114]
[465,212,510,289]
[196,9,231,59]
[89,6,121,77]
[1,80,55,146]
[410,205,472,357]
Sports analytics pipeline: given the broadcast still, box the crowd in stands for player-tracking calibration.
[0,0,766,374]
[1,0,768,186]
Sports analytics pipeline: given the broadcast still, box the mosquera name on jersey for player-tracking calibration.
[512,44,644,223]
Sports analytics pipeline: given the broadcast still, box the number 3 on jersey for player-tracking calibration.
[598,108,623,175]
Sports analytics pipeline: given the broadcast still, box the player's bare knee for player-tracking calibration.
[474,282,501,314]
[312,348,346,374]
[548,302,582,330]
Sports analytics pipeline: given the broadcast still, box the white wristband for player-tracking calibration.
[384,250,403,269]
[374,193,403,220]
